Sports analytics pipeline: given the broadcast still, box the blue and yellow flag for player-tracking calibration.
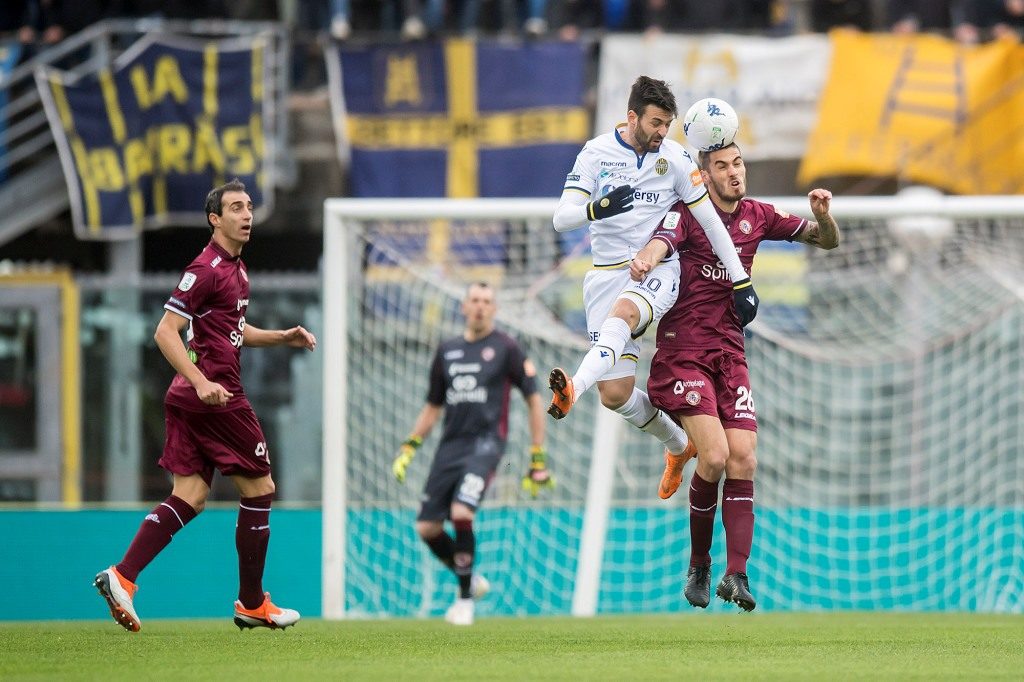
[799,30,1024,194]
[35,35,271,240]
[328,39,589,197]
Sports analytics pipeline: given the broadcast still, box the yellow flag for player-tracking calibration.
[798,30,1024,194]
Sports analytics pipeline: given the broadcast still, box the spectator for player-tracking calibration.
[810,0,875,32]
[889,0,957,34]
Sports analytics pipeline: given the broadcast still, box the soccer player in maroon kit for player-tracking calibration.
[94,179,317,632]
[630,144,840,611]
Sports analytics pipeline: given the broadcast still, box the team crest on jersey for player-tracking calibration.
[177,272,197,291]
[739,220,752,234]
[663,211,681,229]
[655,158,669,175]
[481,347,495,361]
[685,390,701,406]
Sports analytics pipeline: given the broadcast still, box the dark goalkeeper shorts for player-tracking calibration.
[159,402,272,486]
[648,346,758,432]
[417,435,504,521]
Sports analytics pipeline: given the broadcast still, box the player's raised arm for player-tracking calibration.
[797,188,841,250]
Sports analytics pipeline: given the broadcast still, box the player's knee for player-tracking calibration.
[612,297,642,332]
[727,450,757,479]
[702,446,730,474]
[597,382,631,410]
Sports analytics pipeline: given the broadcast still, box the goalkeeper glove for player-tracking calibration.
[392,436,422,484]
[521,446,556,498]
[732,277,760,327]
[587,185,634,221]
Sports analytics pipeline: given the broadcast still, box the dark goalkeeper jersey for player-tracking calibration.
[426,330,537,444]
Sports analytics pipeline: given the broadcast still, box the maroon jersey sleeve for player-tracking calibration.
[426,347,446,406]
[650,200,689,257]
[165,264,213,321]
[761,202,807,242]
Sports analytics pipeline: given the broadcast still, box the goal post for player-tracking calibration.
[322,194,1024,619]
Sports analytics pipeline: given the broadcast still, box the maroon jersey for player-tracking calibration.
[163,240,250,412]
[651,198,806,353]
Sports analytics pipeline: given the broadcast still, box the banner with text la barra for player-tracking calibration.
[596,33,831,160]
[35,34,272,240]
[798,30,1024,194]
[327,39,589,197]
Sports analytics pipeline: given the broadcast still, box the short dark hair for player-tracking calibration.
[204,178,247,230]
[698,143,740,170]
[627,76,677,119]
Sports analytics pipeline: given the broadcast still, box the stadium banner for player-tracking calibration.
[327,39,589,197]
[798,31,1024,194]
[595,33,831,160]
[35,34,273,240]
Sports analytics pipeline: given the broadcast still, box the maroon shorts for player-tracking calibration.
[648,347,757,431]
[159,403,271,486]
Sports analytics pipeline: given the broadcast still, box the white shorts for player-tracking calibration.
[582,259,680,381]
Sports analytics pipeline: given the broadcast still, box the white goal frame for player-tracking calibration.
[321,194,1024,620]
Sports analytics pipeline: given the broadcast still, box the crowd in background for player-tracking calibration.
[2,0,1024,45]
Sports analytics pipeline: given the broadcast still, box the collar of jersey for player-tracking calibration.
[614,127,659,169]
[208,240,241,262]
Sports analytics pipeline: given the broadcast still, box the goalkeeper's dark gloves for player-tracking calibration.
[521,446,556,498]
[732,277,760,327]
[587,185,634,221]
[392,435,422,484]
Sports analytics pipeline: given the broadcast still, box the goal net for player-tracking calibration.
[322,195,1024,619]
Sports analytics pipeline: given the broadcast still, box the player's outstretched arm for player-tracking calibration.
[243,324,317,350]
[798,189,840,250]
[630,239,671,282]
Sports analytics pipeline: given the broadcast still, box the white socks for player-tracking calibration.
[614,387,689,455]
[573,317,632,397]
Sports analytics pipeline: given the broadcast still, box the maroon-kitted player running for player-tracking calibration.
[94,179,316,632]
[631,143,840,612]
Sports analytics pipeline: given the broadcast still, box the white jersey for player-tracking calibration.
[561,127,708,267]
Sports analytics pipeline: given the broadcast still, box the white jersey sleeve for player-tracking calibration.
[554,143,599,232]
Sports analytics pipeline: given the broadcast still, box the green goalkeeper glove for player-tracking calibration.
[392,436,422,484]
[521,446,555,498]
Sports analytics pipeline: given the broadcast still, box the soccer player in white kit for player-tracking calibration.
[548,77,759,479]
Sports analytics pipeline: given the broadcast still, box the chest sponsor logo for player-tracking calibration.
[663,211,681,229]
[236,298,250,311]
[444,349,465,360]
[600,160,628,168]
[655,158,668,175]
[177,272,197,291]
[449,362,481,376]
[633,190,660,204]
[448,373,487,405]
[739,219,752,235]
[481,346,495,362]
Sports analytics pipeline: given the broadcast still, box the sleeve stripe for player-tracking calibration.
[563,186,591,197]
[684,191,710,208]
[164,304,192,320]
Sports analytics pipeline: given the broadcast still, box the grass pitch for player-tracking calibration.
[4,613,1022,681]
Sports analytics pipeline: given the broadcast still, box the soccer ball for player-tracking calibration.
[682,98,740,152]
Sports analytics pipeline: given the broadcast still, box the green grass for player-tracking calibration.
[3,613,1022,681]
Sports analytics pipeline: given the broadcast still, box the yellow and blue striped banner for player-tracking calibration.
[35,35,271,240]
[328,39,589,198]
[799,30,1024,194]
